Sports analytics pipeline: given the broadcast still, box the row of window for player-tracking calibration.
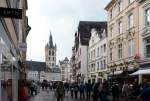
[48,57,55,61]
[109,37,150,60]
[110,6,150,37]
[89,44,106,59]
[110,13,134,37]
[49,50,55,56]
[110,0,135,19]
[109,39,134,61]
[89,60,106,72]
[30,73,38,77]
[49,63,55,67]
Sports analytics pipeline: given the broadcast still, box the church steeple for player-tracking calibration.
[49,32,54,48]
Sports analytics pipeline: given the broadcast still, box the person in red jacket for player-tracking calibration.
[19,80,29,101]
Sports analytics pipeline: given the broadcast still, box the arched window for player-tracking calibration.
[52,51,54,55]
[49,51,51,55]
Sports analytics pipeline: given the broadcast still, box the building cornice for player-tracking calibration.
[105,0,116,11]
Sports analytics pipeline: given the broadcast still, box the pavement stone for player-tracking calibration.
[28,90,136,101]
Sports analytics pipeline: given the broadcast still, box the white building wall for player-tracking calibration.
[88,28,108,82]
[27,71,39,81]
[81,46,88,82]
[45,73,61,81]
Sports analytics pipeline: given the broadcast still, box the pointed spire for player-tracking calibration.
[49,31,54,48]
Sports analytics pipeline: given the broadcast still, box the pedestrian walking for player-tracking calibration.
[122,82,129,97]
[79,82,85,100]
[74,82,79,99]
[86,80,92,101]
[30,81,37,96]
[6,79,12,101]
[19,80,29,101]
[70,83,74,98]
[92,79,102,101]
[112,83,119,101]
[55,82,65,101]
[100,80,109,101]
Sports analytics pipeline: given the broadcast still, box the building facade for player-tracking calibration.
[0,0,30,101]
[73,21,108,83]
[105,0,140,83]
[136,0,150,83]
[26,61,46,81]
[44,65,61,82]
[88,23,107,83]
[59,57,72,82]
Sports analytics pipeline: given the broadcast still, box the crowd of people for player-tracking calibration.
[17,79,150,101]
[53,79,150,101]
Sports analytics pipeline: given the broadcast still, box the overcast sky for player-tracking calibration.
[27,0,110,63]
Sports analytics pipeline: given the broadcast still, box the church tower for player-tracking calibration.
[45,32,57,68]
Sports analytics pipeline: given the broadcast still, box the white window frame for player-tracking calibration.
[128,13,134,29]
[118,21,123,34]
[118,44,123,59]
[128,39,134,57]
[145,8,150,26]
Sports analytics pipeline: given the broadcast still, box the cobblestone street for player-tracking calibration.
[28,89,136,101]
[28,90,85,101]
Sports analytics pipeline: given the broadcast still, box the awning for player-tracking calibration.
[130,69,150,75]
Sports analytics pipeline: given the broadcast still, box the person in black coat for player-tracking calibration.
[112,83,119,101]
[74,82,79,99]
[86,80,92,101]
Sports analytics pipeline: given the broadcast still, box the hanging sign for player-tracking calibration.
[0,7,22,19]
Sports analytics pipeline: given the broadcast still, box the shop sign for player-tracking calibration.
[18,43,27,51]
[0,7,22,19]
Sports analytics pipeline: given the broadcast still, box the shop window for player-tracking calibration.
[1,55,13,101]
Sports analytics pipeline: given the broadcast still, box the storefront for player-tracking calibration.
[131,63,150,84]
[0,20,19,101]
